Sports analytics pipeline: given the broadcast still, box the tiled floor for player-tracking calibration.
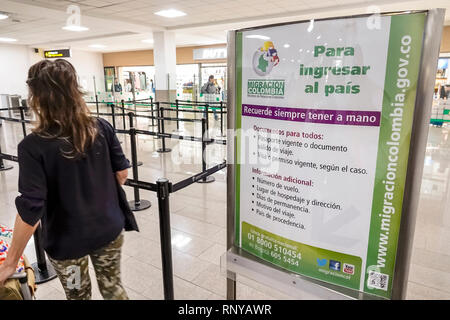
[1,106,450,300]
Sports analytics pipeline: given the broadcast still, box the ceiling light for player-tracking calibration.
[316,35,321,40]
[62,25,89,32]
[245,35,270,40]
[0,37,17,42]
[0,13,9,20]
[89,44,106,48]
[154,9,186,18]
[284,44,290,48]
[141,39,154,43]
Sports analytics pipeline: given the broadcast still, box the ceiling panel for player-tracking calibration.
[0,0,449,52]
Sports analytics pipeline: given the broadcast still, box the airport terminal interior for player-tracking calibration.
[1,0,450,300]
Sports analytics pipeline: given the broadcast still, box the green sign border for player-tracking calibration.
[363,13,426,299]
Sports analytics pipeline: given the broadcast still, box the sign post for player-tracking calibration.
[226,9,445,300]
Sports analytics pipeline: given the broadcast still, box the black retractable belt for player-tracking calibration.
[156,178,174,300]
[127,112,151,211]
[197,118,215,184]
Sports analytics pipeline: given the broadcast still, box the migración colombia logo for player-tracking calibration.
[249,41,284,97]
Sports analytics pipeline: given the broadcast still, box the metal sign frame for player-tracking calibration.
[226,8,445,300]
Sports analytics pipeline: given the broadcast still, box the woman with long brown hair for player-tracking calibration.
[0,59,132,300]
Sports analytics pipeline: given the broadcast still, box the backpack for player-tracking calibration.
[201,82,210,94]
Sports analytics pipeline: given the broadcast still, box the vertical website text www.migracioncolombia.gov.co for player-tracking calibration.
[375,34,413,269]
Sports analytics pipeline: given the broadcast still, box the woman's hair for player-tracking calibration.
[26,59,97,159]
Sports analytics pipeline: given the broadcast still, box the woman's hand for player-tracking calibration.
[0,214,39,287]
[116,168,128,185]
[0,263,17,287]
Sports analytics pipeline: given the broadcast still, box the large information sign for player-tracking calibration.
[234,13,427,299]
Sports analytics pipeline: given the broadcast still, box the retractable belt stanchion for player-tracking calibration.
[149,97,156,128]
[197,118,215,184]
[155,102,161,140]
[95,94,99,118]
[110,103,116,129]
[19,106,27,138]
[157,106,172,153]
[173,99,180,133]
[121,100,126,130]
[204,104,210,139]
[156,178,174,300]
[126,103,144,166]
[32,223,57,284]
[127,112,151,211]
[0,144,13,171]
[217,101,226,138]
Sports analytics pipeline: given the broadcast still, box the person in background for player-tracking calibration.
[150,79,155,94]
[201,75,218,120]
[125,79,132,92]
[114,79,122,93]
[215,79,221,95]
[440,84,447,100]
[0,59,131,300]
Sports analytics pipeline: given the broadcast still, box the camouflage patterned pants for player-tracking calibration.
[48,233,128,300]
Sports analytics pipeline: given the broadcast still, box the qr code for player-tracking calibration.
[368,271,389,291]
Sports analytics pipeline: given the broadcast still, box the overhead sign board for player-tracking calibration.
[44,49,71,58]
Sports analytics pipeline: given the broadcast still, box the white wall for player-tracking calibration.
[0,44,30,97]
[67,50,105,94]
[0,44,105,99]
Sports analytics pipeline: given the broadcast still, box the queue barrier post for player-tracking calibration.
[155,102,161,140]
[121,100,126,130]
[95,94,99,117]
[149,97,156,128]
[197,118,215,184]
[174,99,180,133]
[204,104,210,140]
[157,106,172,153]
[32,223,57,284]
[217,101,226,138]
[110,103,116,129]
[156,178,174,300]
[0,144,13,171]
[127,112,151,211]
[19,106,27,138]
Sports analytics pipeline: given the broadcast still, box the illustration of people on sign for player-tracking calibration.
[254,41,280,76]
